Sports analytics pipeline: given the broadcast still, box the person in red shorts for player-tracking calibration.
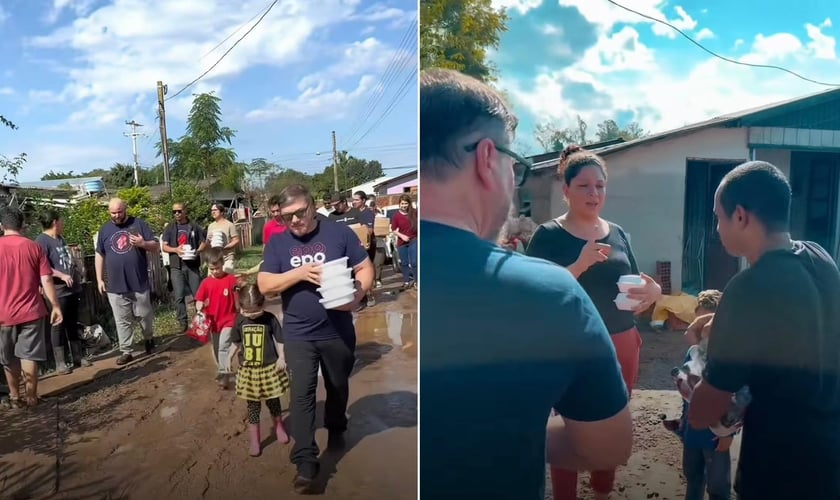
[0,207,63,408]
[195,248,239,389]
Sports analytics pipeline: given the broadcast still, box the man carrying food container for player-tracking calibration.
[257,183,373,494]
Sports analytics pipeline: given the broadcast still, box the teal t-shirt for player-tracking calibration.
[419,220,629,499]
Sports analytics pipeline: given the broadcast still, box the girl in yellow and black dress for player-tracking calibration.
[228,284,290,457]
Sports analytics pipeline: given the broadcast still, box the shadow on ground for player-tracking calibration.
[313,390,418,493]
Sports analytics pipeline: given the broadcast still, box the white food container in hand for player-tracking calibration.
[617,274,645,293]
[317,283,357,301]
[320,266,353,280]
[614,293,641,311]
[319,292,356,309]
[321,256,349,269]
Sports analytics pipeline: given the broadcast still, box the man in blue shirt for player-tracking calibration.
[95,198,160,366]
[419,68,633,499]
[258,184,373,494]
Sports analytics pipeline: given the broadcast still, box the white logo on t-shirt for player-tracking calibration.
[289,242,327,268]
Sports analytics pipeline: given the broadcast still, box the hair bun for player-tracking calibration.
[560,144,584,162]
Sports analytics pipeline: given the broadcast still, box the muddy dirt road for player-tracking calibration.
[553,328,742,500]
[1,289,417,500]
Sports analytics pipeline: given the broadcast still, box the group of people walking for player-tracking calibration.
[420,68,840,500]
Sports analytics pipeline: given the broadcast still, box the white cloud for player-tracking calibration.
[492,0,543,16]
[501,18,840,147]
[246,75,377,121]
[23,0,404,128]
[696,28,714,41]
[246,35,408,121]
[0,5,8,25]
[0,87,14,96]
[806,22,837,59]
[651,6,697,39]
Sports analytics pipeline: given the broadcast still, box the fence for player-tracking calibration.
[70,245,169,326]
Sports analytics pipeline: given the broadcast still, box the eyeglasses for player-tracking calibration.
[280,206,310,223]
[465,141,532,187]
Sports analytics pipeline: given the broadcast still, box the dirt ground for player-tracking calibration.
[0,282,417,500]
[551,327,742,500]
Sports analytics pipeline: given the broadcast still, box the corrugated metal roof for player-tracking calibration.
[16,176,105,190]
[530,86,840,172]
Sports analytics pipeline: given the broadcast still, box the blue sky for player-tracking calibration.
[492,0,840,154]
[0,0,418,183]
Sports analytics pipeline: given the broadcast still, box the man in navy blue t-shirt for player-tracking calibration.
[95,198,160,365]
[258,184,373,494]
[419,68,633,499]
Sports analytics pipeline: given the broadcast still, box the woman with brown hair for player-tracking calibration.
[526,144,662,500]
[391,193,418,289]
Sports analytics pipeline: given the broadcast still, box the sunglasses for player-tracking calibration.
[280,206,310,223]
[172,210,183,214]
[464,141,532,187]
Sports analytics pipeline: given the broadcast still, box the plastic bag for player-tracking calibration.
[187,313,212,344]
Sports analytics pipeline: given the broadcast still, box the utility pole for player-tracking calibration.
[157,81,172,196]
[331,130,339,192]
[124,120,145,186]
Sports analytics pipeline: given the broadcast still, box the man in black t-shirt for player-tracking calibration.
[688,161,840,499]
[161,203,207,331]
[327,193,361,225]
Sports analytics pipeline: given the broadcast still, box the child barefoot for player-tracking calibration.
[229,284,290,457]
[194,248,239,389]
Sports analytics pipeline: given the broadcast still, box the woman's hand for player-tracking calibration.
[626,273,661,313]
[275,357,286,373]
[573,240,611,273]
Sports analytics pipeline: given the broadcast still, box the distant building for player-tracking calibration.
[372,169,417,196]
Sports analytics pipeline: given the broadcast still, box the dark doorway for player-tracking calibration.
[790,151,840,255]
[682,159,744,293]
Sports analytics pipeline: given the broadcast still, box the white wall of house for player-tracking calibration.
[548,126,750,292]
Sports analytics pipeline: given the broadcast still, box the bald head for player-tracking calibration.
[108,198,128,224]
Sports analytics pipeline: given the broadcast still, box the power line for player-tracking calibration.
[199,0,276,61]
[346,68,417,149]
[342,16,418,145]
[166,0,279,101]
[266,142,417,162]
[605,0,840,87]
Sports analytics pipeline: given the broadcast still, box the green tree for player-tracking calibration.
[160,92,242,190]
[157,180,213,229]
[1,113,25,184]
[420,0,508,82]
[534,117,647,153]
[63,198,111,254]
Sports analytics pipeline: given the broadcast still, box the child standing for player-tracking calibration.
[194,248,239,389]
[663,289,733,500]
[229,284,290,457]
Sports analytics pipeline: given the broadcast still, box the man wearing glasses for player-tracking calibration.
[419,68,633,499]
[162,203,207,332]
[258,184,374,494]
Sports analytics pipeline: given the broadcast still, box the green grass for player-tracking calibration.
[235,246,263,273]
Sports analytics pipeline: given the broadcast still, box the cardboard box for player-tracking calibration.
[374,217,391,237]
[348,224,370,249]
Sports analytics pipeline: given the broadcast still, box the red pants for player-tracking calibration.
[550,327,642,499]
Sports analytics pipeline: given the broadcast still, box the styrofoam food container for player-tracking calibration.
[317,283,356,301]
[617,274,645,293]
[614,293,641,311]
[319,291,355,309]
[320,276,354,291]
[320,266,352,280]
[321,257,349,269]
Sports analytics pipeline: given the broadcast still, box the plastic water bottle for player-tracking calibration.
[710,386,752,437]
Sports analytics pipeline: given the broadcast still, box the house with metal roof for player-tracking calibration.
[519,87,840,294]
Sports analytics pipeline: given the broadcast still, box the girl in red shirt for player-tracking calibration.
[195,248,239,389]
[391,194,418,289]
